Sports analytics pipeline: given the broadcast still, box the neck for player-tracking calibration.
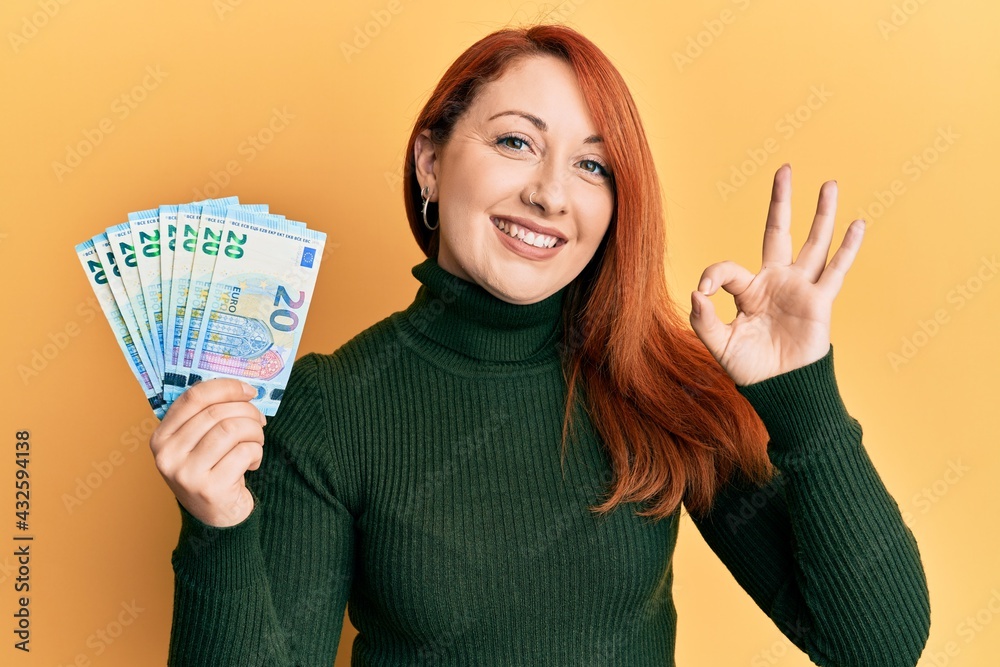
[398,256,567,365]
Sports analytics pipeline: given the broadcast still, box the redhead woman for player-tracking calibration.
[152,24,930,666]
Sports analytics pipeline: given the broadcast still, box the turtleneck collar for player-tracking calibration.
[395,257,566,368]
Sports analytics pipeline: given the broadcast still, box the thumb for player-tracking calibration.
[690,289,730,363]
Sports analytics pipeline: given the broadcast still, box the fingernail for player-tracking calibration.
[242,383,255,398]
[691,292,701,316]
[698,278,712,295]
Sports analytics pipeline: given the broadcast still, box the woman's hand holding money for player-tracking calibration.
[149,379,267,527]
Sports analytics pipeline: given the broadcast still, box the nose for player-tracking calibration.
[524,162,568,214]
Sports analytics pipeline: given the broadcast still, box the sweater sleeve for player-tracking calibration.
[687,345,931,667]
[167,353,356,666]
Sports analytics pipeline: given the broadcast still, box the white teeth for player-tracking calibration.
[492,217,560,249]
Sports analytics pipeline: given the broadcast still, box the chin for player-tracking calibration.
[493,275,561,305]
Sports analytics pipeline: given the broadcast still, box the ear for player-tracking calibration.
[413,129,439,200]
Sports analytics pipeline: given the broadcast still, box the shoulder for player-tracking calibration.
[280,310,417,428]
[295,311,408,395]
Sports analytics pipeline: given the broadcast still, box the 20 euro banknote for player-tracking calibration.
[75,238,167,417]
[184,210,326,416]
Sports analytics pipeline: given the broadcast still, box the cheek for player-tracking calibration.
[578,193,614,247]
[438,199,486,248]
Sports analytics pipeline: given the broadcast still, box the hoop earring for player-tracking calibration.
[421,185,438,231]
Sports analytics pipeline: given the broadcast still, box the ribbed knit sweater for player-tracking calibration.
[167,257,930,666]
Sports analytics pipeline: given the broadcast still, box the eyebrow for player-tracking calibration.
[487,109,603,144]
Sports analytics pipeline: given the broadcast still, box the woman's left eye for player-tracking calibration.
[497,134,529,151]
[579,159,610,178]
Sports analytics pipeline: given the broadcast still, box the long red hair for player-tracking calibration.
[403,24,773,520]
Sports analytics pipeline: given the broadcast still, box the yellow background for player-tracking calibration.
[1,0,996,664]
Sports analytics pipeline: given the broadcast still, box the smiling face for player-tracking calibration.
[413,54,615,305]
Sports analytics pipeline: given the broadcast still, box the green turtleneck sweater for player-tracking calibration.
[167,257,930,666]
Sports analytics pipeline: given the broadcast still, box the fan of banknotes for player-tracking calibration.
[75,196,326,419]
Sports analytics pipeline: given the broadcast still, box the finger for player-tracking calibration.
[156,401,265,461]
[186,416,264,474]
[762,163,794,268]
[817,219,866,298]
[157,378,257,439]
[246,446,265,471]
[697,260,757,299]
[794,179,838,282]
[210,444,265,518]
[213,440,264,479]
[193,467,256,527]
[690,289,732,364]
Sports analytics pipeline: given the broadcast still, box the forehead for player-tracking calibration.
[467,55,598,131]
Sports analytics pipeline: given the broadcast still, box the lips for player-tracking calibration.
[490,215,567,246]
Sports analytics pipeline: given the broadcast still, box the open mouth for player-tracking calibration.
[490,217,566,249]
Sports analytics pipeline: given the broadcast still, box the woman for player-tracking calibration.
[153,24,930,666]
